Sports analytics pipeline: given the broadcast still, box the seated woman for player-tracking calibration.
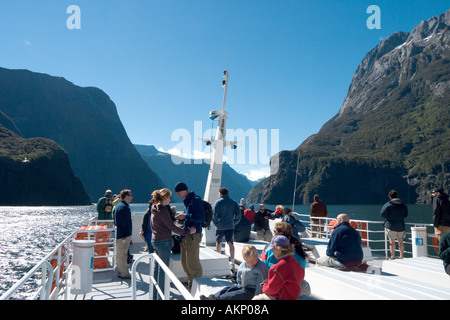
[262,222,307,269]
[253,236,305,300]
[261,222,310,296]
[282,207,306,239]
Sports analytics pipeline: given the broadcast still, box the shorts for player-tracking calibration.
[385,228,406,240]
[435,225,450,241]
[216,229,234,244]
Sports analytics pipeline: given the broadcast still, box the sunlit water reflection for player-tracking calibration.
[0,206,95,298]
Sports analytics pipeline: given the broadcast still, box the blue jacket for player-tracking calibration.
[380,198,408,231]
[183,192,205,234]
[439,231,450,269]
[326,221,363,266]
[263,247,307,270]
[283,214,306,239]
[213,195,241,230]
[114,200,132,239]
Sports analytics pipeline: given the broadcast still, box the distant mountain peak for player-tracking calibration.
[337,9,450,118]
[247,9,450,205]
[408,9,450,42]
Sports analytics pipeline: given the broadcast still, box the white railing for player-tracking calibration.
[0,232,71,300]
[131,253,194,300]
[0,218,116,300]
[1,260,54,300]
[294,213,439,259]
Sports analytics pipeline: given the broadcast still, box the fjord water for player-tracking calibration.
[0,203,433,298]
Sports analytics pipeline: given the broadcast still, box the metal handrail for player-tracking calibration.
[131,253,194,300]
[293,213,439,259]
[0,227,77,300]
[1,218,116,300]
[1,260,54,300]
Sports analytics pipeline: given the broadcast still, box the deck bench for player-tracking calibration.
[301,237,374,263]
[169,245,231,282]
[305,264,450,300]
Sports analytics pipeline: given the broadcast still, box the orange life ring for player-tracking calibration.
[432,237,440,253]
[330,220,368,246]
[75,225,89,240]
[358,222,368,246]
[329,220,336,233]
[76,225,110,269]
[351,221,368,246]
[95,225,110,269]
[95,224,110,242]
[50,246,66,293]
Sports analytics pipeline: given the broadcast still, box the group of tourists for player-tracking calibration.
[96,184,450,298]
[201,221,309,300]
[243,203,307,242]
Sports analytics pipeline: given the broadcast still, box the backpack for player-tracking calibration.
[104,198,113,213]
[189,197,213,229]
[202,200,213,229]
[171,235,181,254]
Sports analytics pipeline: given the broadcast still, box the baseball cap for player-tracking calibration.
[267,235,290,251]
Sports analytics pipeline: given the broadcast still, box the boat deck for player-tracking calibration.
[68,242,233,300]
[301,237,450,300]
[69,243,148,300]
[67,236,450,300]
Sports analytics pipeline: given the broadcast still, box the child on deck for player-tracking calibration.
[253,235,305,300]
[200,245,268,300]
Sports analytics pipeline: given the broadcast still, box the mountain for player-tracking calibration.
[0,68,164,203]
[0,125,91,206]
[135,144,253,203]
[247,10,450,205]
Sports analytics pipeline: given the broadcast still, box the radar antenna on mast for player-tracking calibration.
[202,69,237,245]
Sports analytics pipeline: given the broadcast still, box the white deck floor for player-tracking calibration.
[68,242,232,300]
[67,232,450,300]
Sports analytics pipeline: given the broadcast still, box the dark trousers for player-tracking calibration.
[215,285,255,300]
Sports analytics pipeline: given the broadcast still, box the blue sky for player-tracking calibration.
[0,1,448,180]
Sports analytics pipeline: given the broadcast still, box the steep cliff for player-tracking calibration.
[247,10,450,205]
[0,68,164,203]
[0,125,91,206]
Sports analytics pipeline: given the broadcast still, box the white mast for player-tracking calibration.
[202,70,237,245]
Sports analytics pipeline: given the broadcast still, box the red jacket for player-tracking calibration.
[262,255,304,300]
[243,209,256,224]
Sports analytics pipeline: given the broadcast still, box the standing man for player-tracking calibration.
[174,182,204,287]
[432,188,450,241]
[310,194,328,238]
[213,187,241,270]
[254,204,275,242]
[316,214,363,268]
[380,190,408,260]
[113,189,133,279]
[97,189,114,220]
